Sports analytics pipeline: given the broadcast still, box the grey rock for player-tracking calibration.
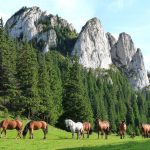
[110,32,149,90]
[72,17,112,69]
[5,6,76,52]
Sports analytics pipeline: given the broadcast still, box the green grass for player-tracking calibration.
[0,113,149,150]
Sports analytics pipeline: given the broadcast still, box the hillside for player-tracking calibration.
[0,116,150,150]
[5,7,149,90]
[0,6,150,137]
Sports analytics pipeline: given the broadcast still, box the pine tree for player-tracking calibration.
[63,56,93,123]
[0,29,18,107]
[16,41,39,118]
[45,52,63,124]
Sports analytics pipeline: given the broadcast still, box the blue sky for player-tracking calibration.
[0,0,150,70]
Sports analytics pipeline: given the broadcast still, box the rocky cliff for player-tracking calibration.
[5,7,149,90]
[109,32,149,90]
[5,6,77,52]
[72,18,112,69]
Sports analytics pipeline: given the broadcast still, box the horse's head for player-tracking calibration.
[65,119,73,129]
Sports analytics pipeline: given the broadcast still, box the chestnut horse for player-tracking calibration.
[22,121,48,139]
[0,119,23,138]
[140,123,150,138]
[119,121,126,139]
[82,122,92,138]
[96,119,109,139]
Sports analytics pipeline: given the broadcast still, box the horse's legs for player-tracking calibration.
[0,129,3,138]
[43,129,46,139]
[72,132,74,139]
[77,131,80,139]
[4,129,6,138]
[16,130,22,139]
[87,131,89,138]
[29,130,32,139]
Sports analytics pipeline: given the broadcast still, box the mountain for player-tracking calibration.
[5,6,149,90]
[5,6,77,53]
[72,18,112,69]
[108,32,149,90]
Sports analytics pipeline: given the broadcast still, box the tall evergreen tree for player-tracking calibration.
[16,41,39,118]
[0,29,18,107]
[63,56,93,123]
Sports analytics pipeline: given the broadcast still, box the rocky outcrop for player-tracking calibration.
[72,18,112,69]
[106,32,117,49]
[5,7,149,90]
[5,6,76,52]
[110,32,149,90]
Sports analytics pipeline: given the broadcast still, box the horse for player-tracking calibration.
[65,119,83,139]
[140,123,150,138]
[22,121,48,139]
[0,119,23,138]
[96,118,109,139]
[119,120,126,139]
[82,122,92,138]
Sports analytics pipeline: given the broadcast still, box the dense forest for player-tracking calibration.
[0,24,150,135]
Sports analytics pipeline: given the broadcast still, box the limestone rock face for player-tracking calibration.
[5,6,76,52]
[5,7,149,90]
[106,32,117,49]
[72,18,112,69]
[110,32,149,90]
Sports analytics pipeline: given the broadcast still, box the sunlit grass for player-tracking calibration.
[0,113,149,150]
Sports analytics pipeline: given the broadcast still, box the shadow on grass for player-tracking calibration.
[57,141,150,150]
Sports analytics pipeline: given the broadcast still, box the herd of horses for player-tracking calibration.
[0,119,149,140]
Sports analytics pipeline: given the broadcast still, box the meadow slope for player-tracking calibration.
[0,122,150,150]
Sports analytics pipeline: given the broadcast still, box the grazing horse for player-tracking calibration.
[82,122,92,138]
[140,123,150,138]
[65,119,83,139]
[0,119,23,138]
[119,121,126,139]
[22,121,48,139]
[96,118,109,139]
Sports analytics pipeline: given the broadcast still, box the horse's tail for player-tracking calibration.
[45,124,48,134]
[23,121,32,137]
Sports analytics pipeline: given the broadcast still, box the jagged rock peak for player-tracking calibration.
[72,17,112,69]
[110,32,149,90]
[106,32,117,49]
[5,6,76,52]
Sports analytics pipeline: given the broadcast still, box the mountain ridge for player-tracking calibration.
[5,6,149,90]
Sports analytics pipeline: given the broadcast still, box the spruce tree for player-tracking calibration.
[0,29,18,107]
[63,56,93,123]
[16,41,39,118]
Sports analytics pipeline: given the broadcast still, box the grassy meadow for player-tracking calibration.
[0,121,150,150]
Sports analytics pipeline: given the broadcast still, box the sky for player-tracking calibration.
[0,0,150,70]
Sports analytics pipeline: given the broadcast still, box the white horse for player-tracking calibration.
[65,119,83,139]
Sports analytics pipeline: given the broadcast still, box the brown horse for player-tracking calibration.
[22,121,48,139]
[140,123,150,138]
[96,119,109,139]
[82,122,92,138]
[119,120,126,139]
[0,119,23,138]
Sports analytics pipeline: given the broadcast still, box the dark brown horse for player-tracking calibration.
[22,121,48,139]
[119,120,126,139]
[0,119,23,138]
[140,123,150,138]
[82,122,92,138]
[96,119,109,139]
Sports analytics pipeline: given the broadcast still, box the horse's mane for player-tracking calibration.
[23,121,33,137]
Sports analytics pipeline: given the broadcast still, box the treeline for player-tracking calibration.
[0,29,150,135]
